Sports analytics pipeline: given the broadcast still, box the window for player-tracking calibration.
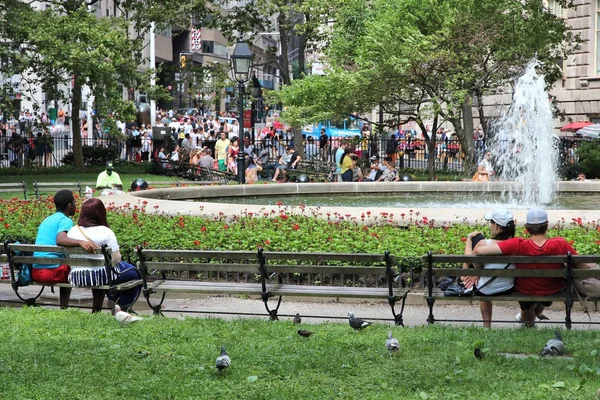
[201,41,228,58]
[547,0,564,17]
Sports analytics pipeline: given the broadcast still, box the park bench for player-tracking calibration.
[424,252,600,329]
[137,248,409,325]
[2,242,143,307]
[0,182,27,199]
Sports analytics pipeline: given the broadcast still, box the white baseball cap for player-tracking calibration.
[526,207,548,224]
[483,209,514,227]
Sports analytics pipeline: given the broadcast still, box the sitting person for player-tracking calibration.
[462,209,516,328]
[272,145,301,182]
[363,155,387,182]
[33,190,99,309]
[227,155,237,175]
[245,156,263,184]
[96,162,123,195]
[377,157,399,182]
[67,198,142,313]
[199,148,215,169]
[474,207,589,327]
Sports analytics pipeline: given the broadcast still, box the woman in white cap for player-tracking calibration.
[462,209,516,328]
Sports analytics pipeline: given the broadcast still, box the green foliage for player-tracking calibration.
[0,307,599,399]
[570,141,600,179]
[2,198,600,265]
[61,146,120,167]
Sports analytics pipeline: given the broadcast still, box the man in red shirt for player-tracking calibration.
[474,207,588,327]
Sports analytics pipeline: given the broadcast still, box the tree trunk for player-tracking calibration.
[293,128,304,158]
[297,33,307,79]
[277,12,291,86]
[418,115,438,181]
[71,74,84,169]
[459,97,475,173]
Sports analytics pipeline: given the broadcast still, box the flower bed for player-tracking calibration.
[2,196,599,268]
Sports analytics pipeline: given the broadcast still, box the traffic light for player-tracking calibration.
[180,55,187,68]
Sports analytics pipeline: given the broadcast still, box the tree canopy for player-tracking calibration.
[278,0,582,177]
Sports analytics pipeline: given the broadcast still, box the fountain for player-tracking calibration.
[489,60,558,205]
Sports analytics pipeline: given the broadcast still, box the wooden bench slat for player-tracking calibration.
[9,244,112,255]
[268,265,391,275]
[26,279,143,290]
[147,280,408,299]
[142,250,257,260]
[426,255,571,264]
[13,257,107,267]
[264,251,390,262]
[145,262,260,273]
[432,268,566,278]
[426,289,566,302]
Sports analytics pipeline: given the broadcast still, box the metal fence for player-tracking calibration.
[0,129,588,170]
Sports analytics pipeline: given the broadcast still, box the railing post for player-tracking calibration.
[564,252,574,330]
[426,251,435,324]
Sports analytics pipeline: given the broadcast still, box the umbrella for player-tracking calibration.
[576,123,600,139]
[560,121,593,132]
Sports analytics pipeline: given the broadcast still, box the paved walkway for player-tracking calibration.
[1,284,598,329]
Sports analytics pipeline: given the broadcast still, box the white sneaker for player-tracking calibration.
[515,312,536,328]
[515,313,522,323]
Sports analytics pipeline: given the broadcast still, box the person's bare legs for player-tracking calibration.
[480,301,493,329]
[91,289,105,313]
[59,287,71,309]
[272,167,281,182]
[521,304,537,327]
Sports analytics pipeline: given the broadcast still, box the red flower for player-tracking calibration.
[0,217,3,222]
[264,239,271,245]
[292,224,300,230]
[194,240,200,246]
[461,237,467,242]
[223,224,230,230]
[362,226,368,231]
[569,240,575,245]
[276,201,283,206]
[201,227,207,233]
[4,223,9,229]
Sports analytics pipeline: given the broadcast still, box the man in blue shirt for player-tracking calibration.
[33,190,99,308]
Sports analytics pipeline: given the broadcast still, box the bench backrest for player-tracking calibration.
[138,249,398,280]
[0,182,27,199]
[6,243,112,268]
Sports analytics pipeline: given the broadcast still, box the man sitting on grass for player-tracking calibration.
[474,207,588,327]
[33,190,99,309]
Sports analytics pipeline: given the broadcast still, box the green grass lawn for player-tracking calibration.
[1,307,599,399]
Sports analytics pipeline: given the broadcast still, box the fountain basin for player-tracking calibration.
[102,182,600,226]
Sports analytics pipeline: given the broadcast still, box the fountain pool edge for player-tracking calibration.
[101,181,600,226]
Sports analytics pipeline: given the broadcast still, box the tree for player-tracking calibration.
[278,0,581,178]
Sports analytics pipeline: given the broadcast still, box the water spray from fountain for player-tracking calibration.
[489,60,558,206]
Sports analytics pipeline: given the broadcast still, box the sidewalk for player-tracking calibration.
[1,284,598,329]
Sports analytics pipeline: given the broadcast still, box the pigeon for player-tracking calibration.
[293,313,302,325]
[216,346,231,372]
[541,331,564,356]
[112,305,143,325]
[474,347,484,360]
[348,312,373,331]
[385,331,400,352]
[297,329,314,338]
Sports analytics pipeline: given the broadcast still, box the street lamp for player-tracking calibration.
[230,40,253,184]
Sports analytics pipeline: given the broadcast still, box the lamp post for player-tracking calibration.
[251,74,262,143]
[230,40,253,184]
